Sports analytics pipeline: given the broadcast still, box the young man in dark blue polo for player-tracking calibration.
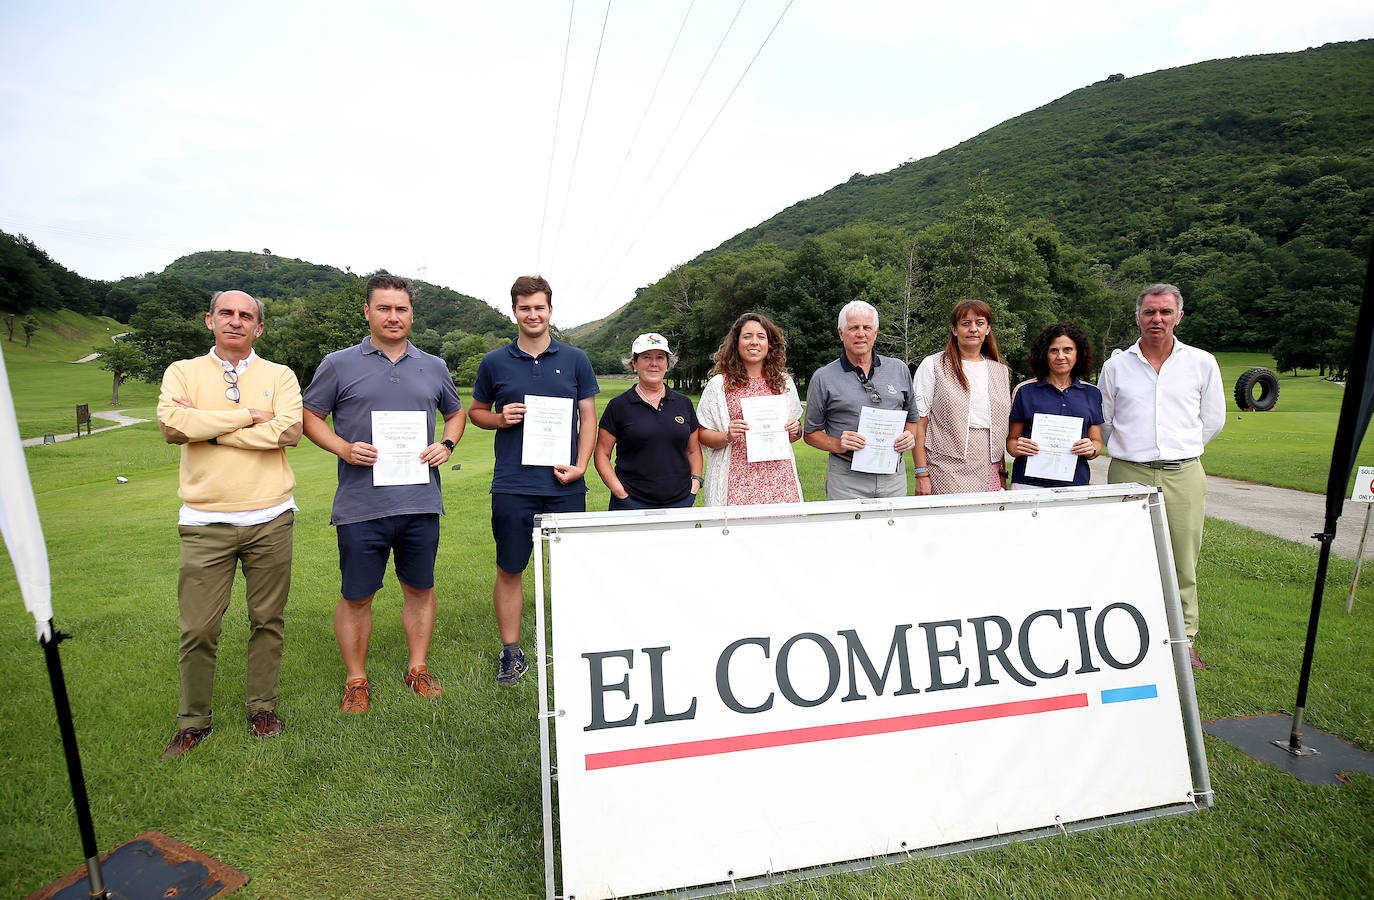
[468,276,599,683]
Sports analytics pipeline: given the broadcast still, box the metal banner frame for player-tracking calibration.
[535,484,1212,900]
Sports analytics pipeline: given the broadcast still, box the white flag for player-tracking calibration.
[0,348,53,641]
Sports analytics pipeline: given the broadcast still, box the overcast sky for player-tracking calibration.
[1,1,1370,328]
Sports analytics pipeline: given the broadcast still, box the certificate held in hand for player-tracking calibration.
[850,406,906,475]
[1024,412,1083,483]
[371,410,429,486]
[739,394,791,462]
[522,394,574,467]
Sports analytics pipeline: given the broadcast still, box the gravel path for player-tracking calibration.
[20,410,150,447]
[1087,456,1369,560]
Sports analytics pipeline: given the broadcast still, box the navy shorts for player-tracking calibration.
[491,493,585,574]
[337,514,440,602]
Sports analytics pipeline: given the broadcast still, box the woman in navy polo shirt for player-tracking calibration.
[594,332,703,510]
[1006,322,1104,489]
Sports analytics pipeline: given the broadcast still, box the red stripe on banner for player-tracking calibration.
[585,693,1088,770]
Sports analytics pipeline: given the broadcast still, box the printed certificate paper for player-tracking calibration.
[739,394,791,462]
[523,394,574,467]
[1024,413,1083,482]
[371,410,429,486]
[851,406,907,474]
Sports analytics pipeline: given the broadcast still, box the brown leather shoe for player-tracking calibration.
[1189,647,1207,671]
[162,725,211,760]
[405,665,444,698]
[340,677,370,713]
[249,709,284,738]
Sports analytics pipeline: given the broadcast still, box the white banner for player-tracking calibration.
[0,347,54,640]
[546,491,1201,899]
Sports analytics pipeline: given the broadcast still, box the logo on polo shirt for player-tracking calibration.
[674,416,685,424]
[887,385,897,394]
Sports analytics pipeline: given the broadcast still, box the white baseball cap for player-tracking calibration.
[631,332,672,356]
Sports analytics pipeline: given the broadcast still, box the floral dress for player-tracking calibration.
[724,377,802,505]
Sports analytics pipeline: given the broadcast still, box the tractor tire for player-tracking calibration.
[1234,367,1280,412]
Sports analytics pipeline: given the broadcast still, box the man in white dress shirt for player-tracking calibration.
[1100,283,1225,670]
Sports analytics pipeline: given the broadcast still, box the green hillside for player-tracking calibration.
[572,40,1373,379]
[716,40,1372,263]
[5,246,521,391]
[157,250,514,337]
[0,307,161,438]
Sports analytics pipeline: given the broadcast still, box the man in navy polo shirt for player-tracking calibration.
[803,300,919,499]
[469,276,599,684]
[303,274,466,713]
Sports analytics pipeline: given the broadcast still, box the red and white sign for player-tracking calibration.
[543,489,1205,900]
[1350,465,1374,503]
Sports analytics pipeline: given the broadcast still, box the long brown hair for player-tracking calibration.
[941,299,1001,392]
[710,312,789,393]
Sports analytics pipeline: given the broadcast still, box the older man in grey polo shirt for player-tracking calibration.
[804,300,920,500]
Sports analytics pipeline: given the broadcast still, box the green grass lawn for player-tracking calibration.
[2,320,1373,896]
[1,399,1372,898]
[4,318,1368,492]
[0,309,161,439]
[1207,352,1374,494]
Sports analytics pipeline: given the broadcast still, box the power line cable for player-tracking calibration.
[547,0,614,278]
[535,0,578,272]
[631,0,746,212]
[606,0,696,197]
[569,0,746,301]
[585,0,794,306]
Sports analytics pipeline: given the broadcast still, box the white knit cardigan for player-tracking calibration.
[696,373,804,507]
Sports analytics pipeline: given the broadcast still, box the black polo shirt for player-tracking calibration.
[598,386,699,505]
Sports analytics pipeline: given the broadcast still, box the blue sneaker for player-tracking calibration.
[497,647,528,685]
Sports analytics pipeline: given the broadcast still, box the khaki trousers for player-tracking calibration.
[1108,458,1206,639]
[176,511,293,728]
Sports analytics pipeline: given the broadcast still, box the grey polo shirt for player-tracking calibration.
[804,353,919,461]
[303,337,463,526]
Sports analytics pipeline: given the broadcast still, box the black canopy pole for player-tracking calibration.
[1288,528,1335,751]
[40,623,108,899]
[1288,233,1374,754]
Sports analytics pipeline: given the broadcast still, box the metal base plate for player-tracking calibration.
[25,830,248,900]
[1203,713,1374,785]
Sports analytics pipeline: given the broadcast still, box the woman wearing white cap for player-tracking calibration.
[594,332,704,509]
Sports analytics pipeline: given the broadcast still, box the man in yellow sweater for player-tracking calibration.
[157,289,303,759]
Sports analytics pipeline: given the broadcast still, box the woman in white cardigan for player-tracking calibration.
[696,313,803,506]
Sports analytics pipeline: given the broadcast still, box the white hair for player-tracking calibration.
[837,300,878,332]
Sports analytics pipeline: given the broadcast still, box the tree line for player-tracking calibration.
[91,273,519,404]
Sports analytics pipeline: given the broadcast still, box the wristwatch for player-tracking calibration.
[441,439,455,451]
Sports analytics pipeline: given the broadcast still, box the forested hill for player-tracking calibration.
[159,250,513,337]
[101,250,517,386]
[569,39,1374,386]
[0,237,519,390]
[712,39,1373,263]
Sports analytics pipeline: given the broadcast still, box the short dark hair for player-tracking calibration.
[365,274,412,303]
[1027,322,1093,380]
[511,275,553,308]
